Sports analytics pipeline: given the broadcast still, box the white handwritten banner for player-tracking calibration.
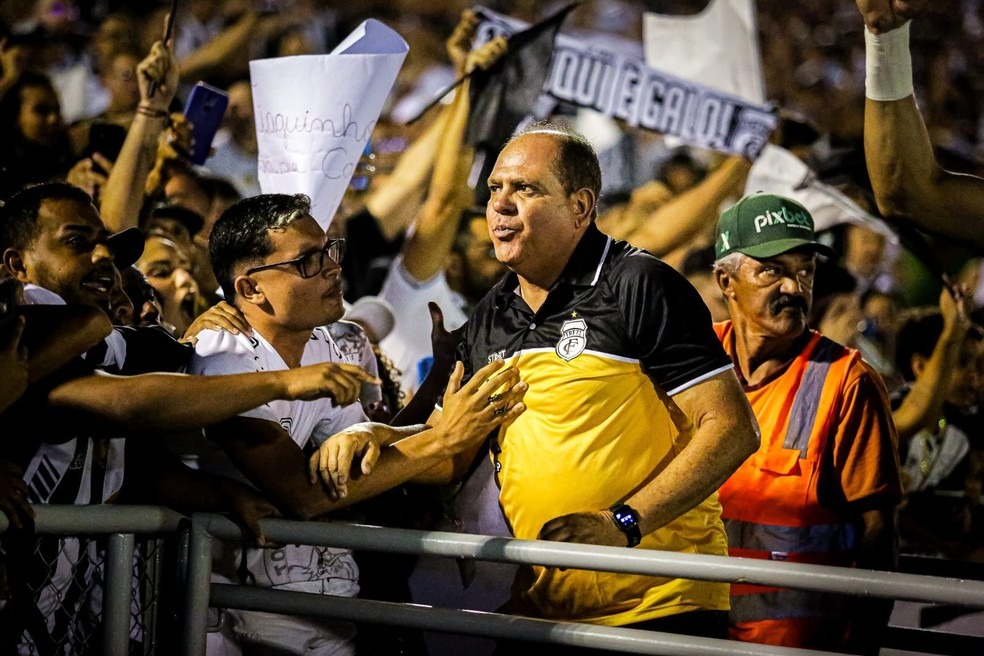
[474,7,776,159]
[250,19,408,229]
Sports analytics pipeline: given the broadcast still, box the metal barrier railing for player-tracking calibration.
[4,506,984,656]
[185,513,984,656]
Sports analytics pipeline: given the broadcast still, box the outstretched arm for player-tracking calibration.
[218,360,525,519]
[176,11,272,84]
[310,358,527,498]
[859,0,984,251]
[363,10,484,240]
[121,440,279,546]
[45,362,376,434]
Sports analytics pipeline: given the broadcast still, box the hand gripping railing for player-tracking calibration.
[185,514,984,656]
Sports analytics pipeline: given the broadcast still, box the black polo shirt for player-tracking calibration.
[456,223,731,393]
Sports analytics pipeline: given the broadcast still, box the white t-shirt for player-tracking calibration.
[379,255,468,396]
[185,325,370,593]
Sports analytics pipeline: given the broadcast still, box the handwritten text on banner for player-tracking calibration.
[250,19,408,229]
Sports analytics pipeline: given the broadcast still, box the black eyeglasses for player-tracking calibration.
[246,239,346,279]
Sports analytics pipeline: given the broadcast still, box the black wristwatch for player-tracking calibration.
[609,503,642,548]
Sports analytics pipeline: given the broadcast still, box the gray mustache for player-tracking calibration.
[770,294,808,315]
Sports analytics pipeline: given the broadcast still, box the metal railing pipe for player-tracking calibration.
[209,584,839,656]
[0,505,185,534]
[182,517,214,656]
[196,515,984,608]
[103,533,135,656]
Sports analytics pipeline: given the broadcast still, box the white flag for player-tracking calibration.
[746,144,897,241]
[644,0,765,104]
[250,20,408,229]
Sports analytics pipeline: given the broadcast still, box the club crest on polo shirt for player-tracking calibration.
[556,318,587,362]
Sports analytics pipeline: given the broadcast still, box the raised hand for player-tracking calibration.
[137,37,179,112]
[0,38,28,86]
[446,9,480,76]
[940,281,972,336]
[427,301,463,371]
[66,157,109,202]
[856,0,928,34]
[464,35,507,75]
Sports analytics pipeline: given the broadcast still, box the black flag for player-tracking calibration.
[465,3,577,150]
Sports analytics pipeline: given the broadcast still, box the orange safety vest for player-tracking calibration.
[716,322,859,650]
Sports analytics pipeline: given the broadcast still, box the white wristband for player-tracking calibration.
[864,23,914,101]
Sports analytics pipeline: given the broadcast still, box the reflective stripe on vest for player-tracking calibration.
[726,518,856,556]
[783,338,844,456]
[730,588,847,623]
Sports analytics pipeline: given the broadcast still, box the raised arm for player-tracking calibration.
[101,36,179,232]
[177,11,272,84]
[399,21,506,282]
[363,115,446,241]
[892,288,972,440]
[121,440,279,546]
[859,0,984,251]
[539,370,758,545]
[310,358,527,499]
[626,156,750,257]
[0,38,28,103]
[363,10,482,240]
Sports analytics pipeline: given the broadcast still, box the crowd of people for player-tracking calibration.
[0,1,983,655]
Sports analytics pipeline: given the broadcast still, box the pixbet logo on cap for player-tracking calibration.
[752,206,812,234]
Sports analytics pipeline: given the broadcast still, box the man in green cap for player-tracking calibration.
[711,192,901,654]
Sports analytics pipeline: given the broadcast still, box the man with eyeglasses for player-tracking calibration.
[711,193,901,653]
[185,193,526,655]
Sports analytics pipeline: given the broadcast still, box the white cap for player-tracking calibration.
[342,295,396,343]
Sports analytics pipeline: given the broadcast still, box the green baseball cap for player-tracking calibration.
[715,193,835,259]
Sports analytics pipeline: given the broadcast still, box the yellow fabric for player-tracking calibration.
[496,350,730,625]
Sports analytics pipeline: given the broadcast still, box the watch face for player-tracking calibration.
[610,504,642,547]
[612,505,638,528]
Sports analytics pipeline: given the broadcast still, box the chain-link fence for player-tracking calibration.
[0,506,187,656]
[0,534,174,655]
